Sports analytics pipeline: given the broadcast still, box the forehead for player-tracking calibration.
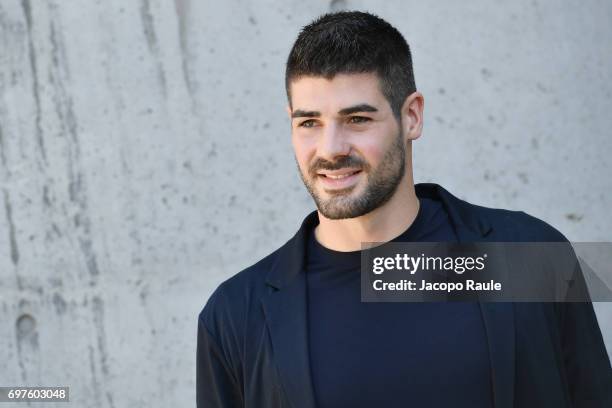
[289,72,387,111]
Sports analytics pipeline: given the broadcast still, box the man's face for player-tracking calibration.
[288,72,407,220]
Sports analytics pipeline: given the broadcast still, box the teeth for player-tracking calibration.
[327,172,354,179]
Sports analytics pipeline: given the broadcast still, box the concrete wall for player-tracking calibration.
[0,0,610,406]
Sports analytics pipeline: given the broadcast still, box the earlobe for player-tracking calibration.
[401,91,424,140]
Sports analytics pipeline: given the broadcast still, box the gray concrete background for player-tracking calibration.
[0,0,610,406]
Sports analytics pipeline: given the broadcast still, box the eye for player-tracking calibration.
[348,116,371,124]
[298,119,317,128]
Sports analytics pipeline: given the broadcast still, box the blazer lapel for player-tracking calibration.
[477,302,516,408]
[454,223,516,408]
[261,211,318,408]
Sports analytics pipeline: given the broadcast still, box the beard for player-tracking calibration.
[296,131,406,220]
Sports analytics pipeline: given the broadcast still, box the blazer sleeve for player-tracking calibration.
[554,242,612,407]
[196,314,244,407]
[557,300,612,407]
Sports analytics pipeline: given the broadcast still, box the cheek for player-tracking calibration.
[357,141,388,168]
[292,135,316,171]
[351,122,399,167]
[293,141,310,175]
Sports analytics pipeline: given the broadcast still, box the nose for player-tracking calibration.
[317,122,351,161]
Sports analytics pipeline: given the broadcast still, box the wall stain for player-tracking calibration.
[20,0,47,165]
[16,312,39,384]
[92,296,110,376]
[174,0,197,107]
[140,0,168,98]
[88,344,103,408]
[106,392,116,408]
[48,14,101,280]
[52,292,67,315]
[329,0,348,11]
[3,188,20,266]
[566,213,584,222]
[0,122,7,167]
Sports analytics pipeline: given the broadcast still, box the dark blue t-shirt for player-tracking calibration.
[305,197,493,408]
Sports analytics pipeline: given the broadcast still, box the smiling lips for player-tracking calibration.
[316,169,362,189]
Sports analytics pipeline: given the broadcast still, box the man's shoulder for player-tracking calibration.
[462,198,569,242]
[198,241,286,329]
[418,182,570,242]
[216,245,281,297]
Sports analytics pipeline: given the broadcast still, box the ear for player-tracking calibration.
[286,105,292,120]
[399,91,425,142]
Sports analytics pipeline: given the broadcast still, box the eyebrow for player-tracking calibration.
[291,109,320,119]
[339,104,378,116]
[291,103,378,119]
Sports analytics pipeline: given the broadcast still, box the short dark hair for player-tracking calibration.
[285,10,416,121]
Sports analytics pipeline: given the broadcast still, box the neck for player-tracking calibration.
[314,171,420,252]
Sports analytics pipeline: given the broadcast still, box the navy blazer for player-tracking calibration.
[197,183,612,407]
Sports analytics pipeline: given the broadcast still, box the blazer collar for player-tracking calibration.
[261,182,514,408]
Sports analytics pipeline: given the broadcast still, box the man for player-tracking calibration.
[197,10,611,408]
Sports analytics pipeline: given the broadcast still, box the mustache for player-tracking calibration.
[309,155,367,174]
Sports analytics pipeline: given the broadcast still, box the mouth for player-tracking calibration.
[315,169,362,190]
